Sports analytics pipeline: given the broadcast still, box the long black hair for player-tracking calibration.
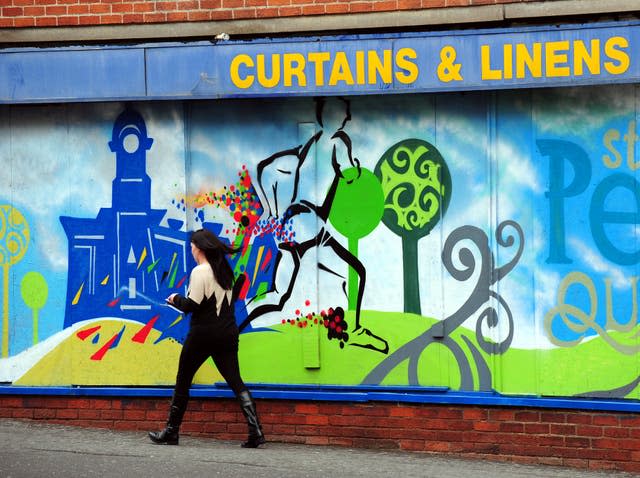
[190,229,240,291]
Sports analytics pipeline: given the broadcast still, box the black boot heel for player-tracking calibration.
[148,393,188,446]
[242,434,266,448]
[238,390,265,448]
[148,427,179,445]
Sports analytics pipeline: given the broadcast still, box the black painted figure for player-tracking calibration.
[242,97,388,354]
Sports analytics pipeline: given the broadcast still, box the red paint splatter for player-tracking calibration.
[176,275,188,288]
[260,249,272,271]
[107,297,121,307]
[238,272,250,300]
[76,325,101,341]
[90,333,120,361]
[131,315,160,344]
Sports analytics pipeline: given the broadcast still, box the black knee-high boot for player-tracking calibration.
[148,393,188,445]
[238,390,265,448]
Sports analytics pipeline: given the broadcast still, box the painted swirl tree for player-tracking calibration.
[328,166,384,310]
[362,221,524,390]
[0,205,30,358]
[374,139,452,315]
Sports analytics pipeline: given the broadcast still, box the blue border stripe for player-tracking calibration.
[2,384,640,412]
[2,19,640,103]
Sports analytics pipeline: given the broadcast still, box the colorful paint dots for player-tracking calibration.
[253,216,296,243]
[282,304,349,349]
[187,167,264,233]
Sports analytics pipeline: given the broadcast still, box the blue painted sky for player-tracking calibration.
[1,87,638,356]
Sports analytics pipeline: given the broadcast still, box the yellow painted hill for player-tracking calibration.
[15,319,223,386]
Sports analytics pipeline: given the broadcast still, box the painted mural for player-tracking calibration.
[0,86,638,401]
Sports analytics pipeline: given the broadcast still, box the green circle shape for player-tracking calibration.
[329,167,385,240]
[20,271,48,310]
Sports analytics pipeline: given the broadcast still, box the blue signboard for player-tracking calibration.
[1,20,639,103]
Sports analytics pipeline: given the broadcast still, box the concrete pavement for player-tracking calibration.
[0,419,637,478]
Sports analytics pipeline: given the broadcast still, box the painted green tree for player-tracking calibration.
[374,139,451,315]
[329,167,385,310]
[21,271,48,345]
[0,205,30,357]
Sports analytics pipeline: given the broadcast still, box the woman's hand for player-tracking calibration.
[166,293,178,304]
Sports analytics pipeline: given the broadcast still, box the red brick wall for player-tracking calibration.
[0,0,536,29]
[2,394,640,473]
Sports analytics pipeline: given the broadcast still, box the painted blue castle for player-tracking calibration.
[59,108,195,341]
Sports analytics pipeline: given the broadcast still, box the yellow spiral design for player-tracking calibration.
[0,205,29,267]
[1,205,30,357]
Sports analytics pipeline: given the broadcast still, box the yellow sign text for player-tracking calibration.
[480,36,630,80]
[230,48,419,89]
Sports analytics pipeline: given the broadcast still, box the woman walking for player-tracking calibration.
[148,228,265,448]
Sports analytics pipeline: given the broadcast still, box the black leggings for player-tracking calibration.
[174,324,246,398]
